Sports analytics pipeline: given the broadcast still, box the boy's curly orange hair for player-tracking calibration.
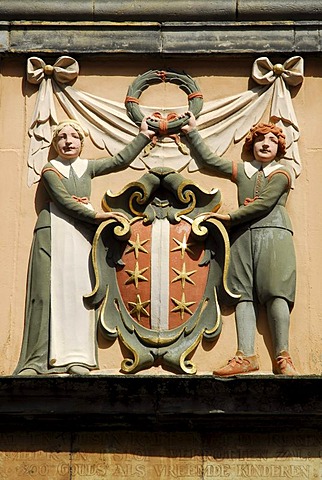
[244,123,286,157]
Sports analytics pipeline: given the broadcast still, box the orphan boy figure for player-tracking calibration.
[181,114,298,376]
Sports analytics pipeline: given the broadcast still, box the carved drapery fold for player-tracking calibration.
[27,56,79,186]
[26,56,304,186]
[252,56,303,177]
[191,56,303,180]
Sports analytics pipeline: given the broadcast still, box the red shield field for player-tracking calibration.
[116,218,209,331]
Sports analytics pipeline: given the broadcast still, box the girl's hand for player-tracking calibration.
[140,116,157,140]
[95,211,129,223]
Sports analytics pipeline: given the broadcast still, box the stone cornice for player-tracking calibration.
[0,20,322,55]
[0,1,322,22]
[0,1,321,55]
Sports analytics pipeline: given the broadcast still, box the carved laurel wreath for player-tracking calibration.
[125,69,204,135]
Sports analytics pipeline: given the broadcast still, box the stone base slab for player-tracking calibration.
[2,375,321,431]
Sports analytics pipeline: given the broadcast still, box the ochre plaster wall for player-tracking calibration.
[0,55,321,376]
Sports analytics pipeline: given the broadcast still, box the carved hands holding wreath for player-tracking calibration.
[125,69,204,136]
[26,58,303,183]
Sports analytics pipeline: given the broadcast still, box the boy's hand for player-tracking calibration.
[181,111,197,134]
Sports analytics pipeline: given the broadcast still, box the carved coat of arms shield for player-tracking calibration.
[86,168,238,374]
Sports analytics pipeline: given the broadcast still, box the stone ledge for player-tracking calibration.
[6,22,162,55]
[1,21,322,54]
[1,375,321,432]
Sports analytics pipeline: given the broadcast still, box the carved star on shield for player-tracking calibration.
[126,233,149,260]
[125,262,149,288]
[128,294,150,322]
[171,233,195,259]
[171,262,196,288]
[171,292,195,320]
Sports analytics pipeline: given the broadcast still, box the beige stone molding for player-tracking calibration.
[26,55,303,186]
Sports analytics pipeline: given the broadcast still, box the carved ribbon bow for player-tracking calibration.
[252,56,303,128]
[27,56,79,131]
[252,56,304,178]
[142,112,190,157]
[27,56,79,86]
[252,56,304,87]
[26,56,79,186]
[72,195,90,204]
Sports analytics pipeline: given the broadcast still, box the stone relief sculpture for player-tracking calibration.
[182,115,298,376]
[20,58,303,375]
[14,119,154,375]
